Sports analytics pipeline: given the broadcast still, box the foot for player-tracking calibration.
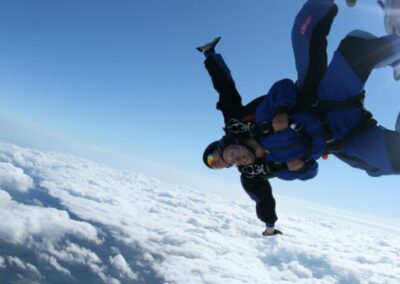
[196,36,221,54]
[346,0,357,7]
[384,0,400,34]
[392,59,400,80]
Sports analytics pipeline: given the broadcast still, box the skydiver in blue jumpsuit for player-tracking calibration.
[199,0,338,235]
[202,0,400,182]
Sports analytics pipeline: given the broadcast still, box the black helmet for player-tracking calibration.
[202,136,236,169]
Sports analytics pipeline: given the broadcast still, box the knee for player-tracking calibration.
[338,30,377,52]
[346,30,377,40]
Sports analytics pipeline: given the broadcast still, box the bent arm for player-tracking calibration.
[256,79,299,124]
[275,160,318,181]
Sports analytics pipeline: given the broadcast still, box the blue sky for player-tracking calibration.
[0,0,399,218]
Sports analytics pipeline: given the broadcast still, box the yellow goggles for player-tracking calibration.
[207,153,216,168]
[207,152,232,168]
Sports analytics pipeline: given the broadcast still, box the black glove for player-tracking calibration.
[262,228,283,236]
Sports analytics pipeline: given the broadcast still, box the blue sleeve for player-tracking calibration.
[297,160,318,180]
[255,79,298,123]
[274,160,318,181]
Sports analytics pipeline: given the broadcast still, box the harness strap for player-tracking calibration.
[293,92,365,113]
[326,110,377,153]
[319,119,335,144]
[290,91,372,154]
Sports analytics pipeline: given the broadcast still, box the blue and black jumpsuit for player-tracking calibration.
[201,0,338,225]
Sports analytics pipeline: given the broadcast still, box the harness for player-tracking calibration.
[292,91,377,153]
[225,91,377,178]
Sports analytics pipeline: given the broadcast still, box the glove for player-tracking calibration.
[262,227,283,236]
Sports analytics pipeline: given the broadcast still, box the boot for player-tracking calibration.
[196,36,221,54]
[384,0,400,34]
[346,0,357,7]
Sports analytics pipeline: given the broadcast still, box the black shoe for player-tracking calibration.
[196,36,221,53]
[345,0,357,7]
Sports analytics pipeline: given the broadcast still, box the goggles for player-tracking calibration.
[207,153,217,168]
[207,151,232,168]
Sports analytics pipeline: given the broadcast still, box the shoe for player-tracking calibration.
[384,0,400,34]
[346,0,357,7]
[196,36,221,54]
[392,59,400,80]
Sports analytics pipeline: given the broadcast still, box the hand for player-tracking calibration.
[272,112,289,132]
[262,227,283,236]
[286,159,305,171]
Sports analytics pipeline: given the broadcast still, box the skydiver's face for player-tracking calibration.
[209,150,230,169]
[222,144,255,166]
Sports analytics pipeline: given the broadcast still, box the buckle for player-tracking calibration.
[326,138,335,144]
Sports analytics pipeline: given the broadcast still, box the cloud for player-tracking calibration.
[39,254,72,276]
[6,256,41,276]
[0,141,399,284]
[109,254,138,280]
[0,190,100,245]
[0,162,33,192]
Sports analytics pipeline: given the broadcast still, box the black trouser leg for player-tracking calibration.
[241,175,278,225]
[204,54,244,122]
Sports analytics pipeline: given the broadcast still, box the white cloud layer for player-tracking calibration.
[0,141,399,283]
[0,161,33,192]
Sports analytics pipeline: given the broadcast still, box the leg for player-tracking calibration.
[338,31,400,82]
[292,0,338,100]
[342,125,400,175]
[334,152,390,177]
[203,53,244,123]
[241,174,277,227]
[318,31,400,101]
